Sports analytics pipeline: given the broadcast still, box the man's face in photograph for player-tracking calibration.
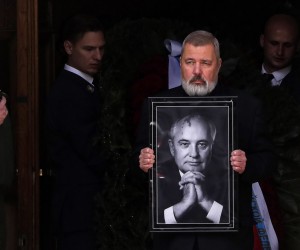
[168,117,214,173]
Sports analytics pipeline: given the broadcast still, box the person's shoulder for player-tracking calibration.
[51,70,71,86]
[217,82,255,97]
[152,86,187,98]
[218,83,261,106]
[52,70,88,90]
[289,60,300,78]
[48,70,90,102]
[55,70,86,84]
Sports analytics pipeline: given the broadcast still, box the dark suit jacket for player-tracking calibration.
[224,50,300,248]
[277,67,300,103]
[46,70,107,234]
[134,83,276,250]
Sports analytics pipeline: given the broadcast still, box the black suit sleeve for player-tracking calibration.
[237,96,277,183]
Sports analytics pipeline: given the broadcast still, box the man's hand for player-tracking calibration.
[179,171,205,201]
[139,147,155,172]
[230,149,247,174]
[173,171,204,219]
[179,171,214,212]
[173,179,197,220]
[0,96,8,125]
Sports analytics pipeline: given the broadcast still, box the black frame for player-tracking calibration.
[149,97,238,232]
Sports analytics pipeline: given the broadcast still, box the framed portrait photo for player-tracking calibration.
[149,96,238,232]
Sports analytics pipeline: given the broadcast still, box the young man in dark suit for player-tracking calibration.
[46,14,106,250]
[136,30,276,250]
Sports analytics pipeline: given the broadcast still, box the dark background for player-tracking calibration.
[38,1,300,249]
[38,0,300,71]
[48,0,299,26]
[41,0,300,45]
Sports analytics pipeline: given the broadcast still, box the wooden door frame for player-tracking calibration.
[16,0,39,249]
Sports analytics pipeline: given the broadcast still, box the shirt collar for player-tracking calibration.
[261,64,291,83]
[64,64,94,86]
[179,170,184,177]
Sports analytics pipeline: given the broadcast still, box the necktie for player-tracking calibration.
[87,79,97,93]
[262,73,274,83]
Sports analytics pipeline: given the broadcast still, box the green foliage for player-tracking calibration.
[94,18,193,250]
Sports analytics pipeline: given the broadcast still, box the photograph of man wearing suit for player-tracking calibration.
[156,113,229,225]
[46,14,107,250]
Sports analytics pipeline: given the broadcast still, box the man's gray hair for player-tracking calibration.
[181,30,220,58]
[169,113,216,141]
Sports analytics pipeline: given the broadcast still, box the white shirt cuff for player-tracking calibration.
[164,206,177,223]
[206,201,223,223]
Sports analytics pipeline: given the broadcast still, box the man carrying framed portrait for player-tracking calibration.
[135,30,276,250]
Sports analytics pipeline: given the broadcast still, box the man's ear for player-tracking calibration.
[218,58,222,71]
[168,139,175,157]
[259,34,264,48]
[64,40,73,55]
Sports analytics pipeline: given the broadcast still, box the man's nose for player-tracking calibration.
[276,45,284,56]
[189,145,199,158]
[192,63,202,75]
[94,49,103,60]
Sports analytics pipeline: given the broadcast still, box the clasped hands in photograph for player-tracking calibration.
[139,146,246,223]
[176,170,213,214]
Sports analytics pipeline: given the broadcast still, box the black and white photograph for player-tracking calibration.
[149,97,238,232]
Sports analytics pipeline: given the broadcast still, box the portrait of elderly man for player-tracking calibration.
[156,112,229,225]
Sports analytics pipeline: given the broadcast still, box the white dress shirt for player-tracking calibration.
[261,65,291,86]
[64,64,95,87]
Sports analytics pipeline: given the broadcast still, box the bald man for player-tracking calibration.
[227,12,300,102]
[260,13,300,90]
[225,11,300,249]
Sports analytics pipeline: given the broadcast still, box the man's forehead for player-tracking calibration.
[182,43,216,60]
[175,118,208,131]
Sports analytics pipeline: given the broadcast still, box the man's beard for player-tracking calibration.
[182,75,217,96]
